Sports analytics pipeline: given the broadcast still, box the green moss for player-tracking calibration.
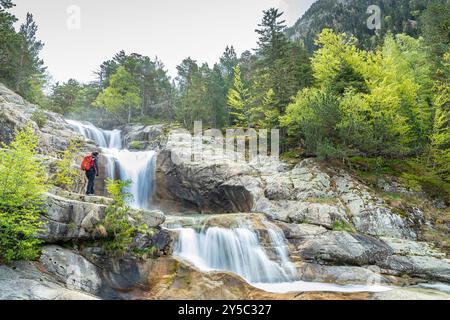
[332,220,355,232]
[130,141,144,150]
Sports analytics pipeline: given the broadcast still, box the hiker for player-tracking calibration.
[81,151,99,195]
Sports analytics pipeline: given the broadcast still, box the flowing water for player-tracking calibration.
[168,215,392,293]
[67,119,392,294]
[66,119,156,209]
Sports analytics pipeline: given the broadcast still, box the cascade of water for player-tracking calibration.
[174,224,298,284]
[66,119,156,209]
[66,119,108,147]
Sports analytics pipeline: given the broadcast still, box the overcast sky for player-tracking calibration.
[11,0,316,84]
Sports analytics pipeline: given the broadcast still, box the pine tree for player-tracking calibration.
[16,13,45,101]
[227,66,251,127]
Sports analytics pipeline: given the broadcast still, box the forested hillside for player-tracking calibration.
[285,0,432,51]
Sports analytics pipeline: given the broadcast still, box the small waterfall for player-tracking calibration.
[104,149,156,209]
[66,119,156,209]
[173,219,299,284]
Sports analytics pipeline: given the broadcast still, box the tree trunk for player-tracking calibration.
[128,105,132,123]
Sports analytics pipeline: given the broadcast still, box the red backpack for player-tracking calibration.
[81,155,93,171]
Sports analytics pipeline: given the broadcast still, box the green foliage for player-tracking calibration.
[175,58,229,129]
[283,29,435,159]
[129,141,144,150]
[0,125,48,263]
[53,139,82,190]
[430,53,450,181]
[31,108,46,129]
[94,66,141,123]
[0,6,46,101]
[102,179,136,256]
[350,157,450,202]
[227,66,251,127]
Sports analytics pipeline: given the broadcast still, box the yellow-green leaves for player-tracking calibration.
[0,125,47,263]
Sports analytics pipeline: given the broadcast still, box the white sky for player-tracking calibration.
[11,0,316,84]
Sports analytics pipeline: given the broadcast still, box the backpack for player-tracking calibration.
[81,155,93,171]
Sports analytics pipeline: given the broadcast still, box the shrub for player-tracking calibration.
[53,139,82,190]
[31,108,47,129]
[130,141,144,150]
[0,125,48,263]
[102,179,136,256]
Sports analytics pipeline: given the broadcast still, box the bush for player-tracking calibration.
[31,108,47,129]
[0,125,48,263]
[53,139,82,190]
[130,141,144,150]
[102,179,136,256]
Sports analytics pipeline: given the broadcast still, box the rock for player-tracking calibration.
[0,83,80,154]
[131,209,166,228]
[287,202,350,229]
[297,231,393,266]
[379,255,450,283]
[39,246,103,295]
[122,124,167,150]
[298,263,392,285]
[371,287,450,300]
[155,136,420,240]
[0,261,98,300]
[276,222,328,240]
[381,237,447,258]
[40,193,108,242]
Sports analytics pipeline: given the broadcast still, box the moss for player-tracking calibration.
[67,222,77,232]
[332,220,355,232]
[130,141,144,150]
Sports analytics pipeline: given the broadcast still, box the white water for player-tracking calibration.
[66,119,156,209]
[172,219,392,293]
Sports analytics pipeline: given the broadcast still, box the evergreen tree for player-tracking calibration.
[16,13,45,102]
[227,66,251,127]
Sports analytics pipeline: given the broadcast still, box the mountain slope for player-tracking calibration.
[285,0,432,51]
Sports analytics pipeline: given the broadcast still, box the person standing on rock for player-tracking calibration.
[81,151,99,195]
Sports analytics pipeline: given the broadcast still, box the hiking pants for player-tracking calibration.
[86,169,96,195]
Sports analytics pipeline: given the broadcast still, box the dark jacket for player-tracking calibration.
[89,156,99,176]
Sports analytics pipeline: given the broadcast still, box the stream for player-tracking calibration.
[67,120,394,294]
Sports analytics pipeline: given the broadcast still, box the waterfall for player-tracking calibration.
[173,220,299,284]
[66,119,156,209]
[171,216,391,293]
